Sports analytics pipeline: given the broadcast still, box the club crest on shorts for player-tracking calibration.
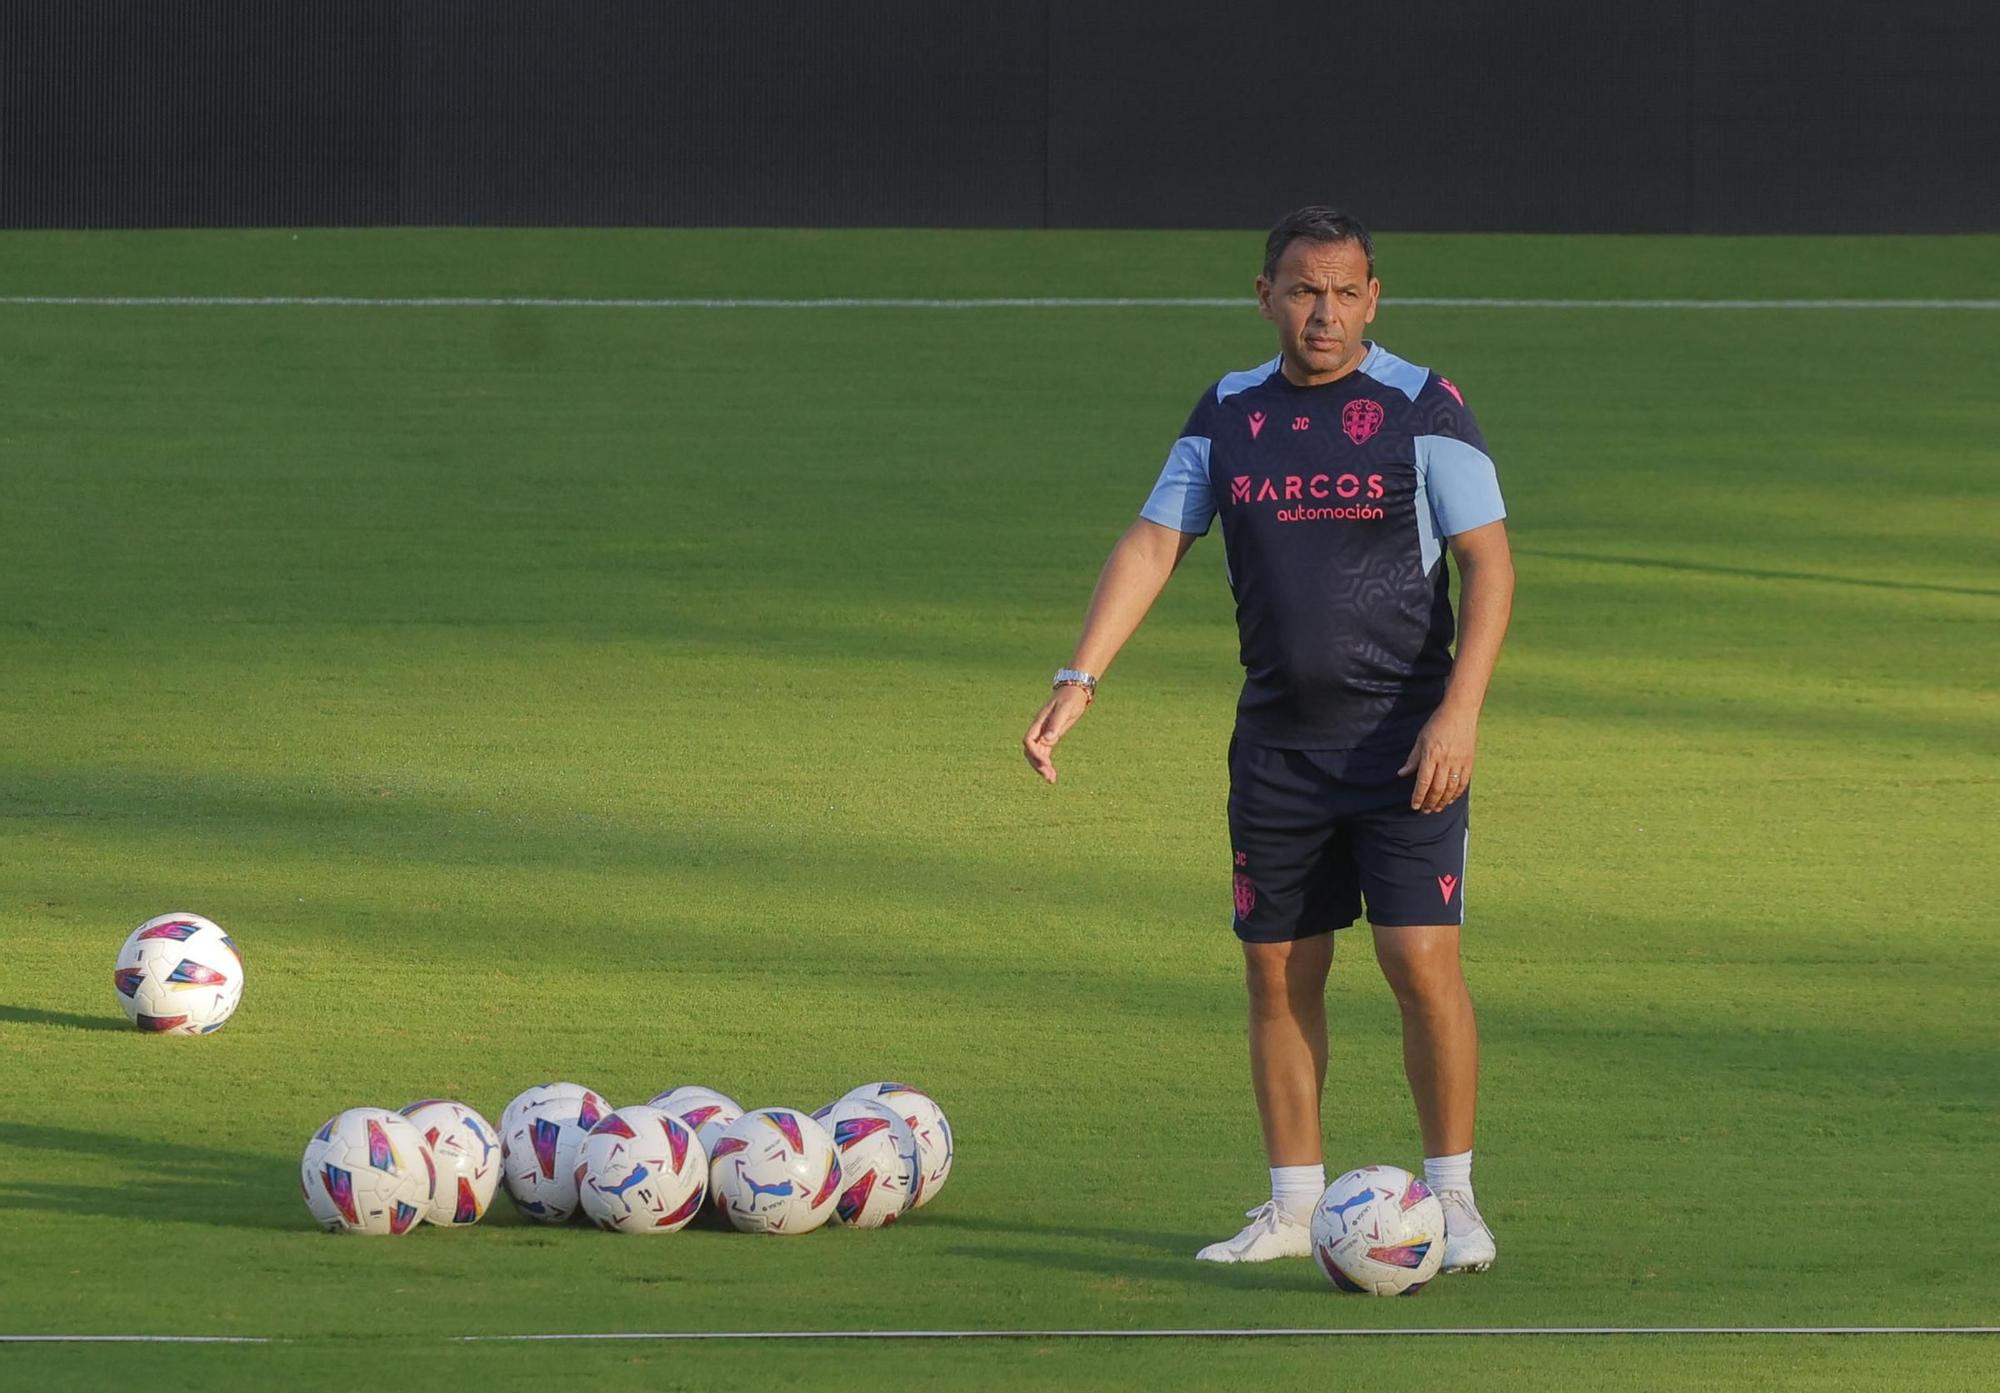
[1233,870,1257,920]
[1341,398,1384,445]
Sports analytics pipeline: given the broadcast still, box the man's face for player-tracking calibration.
[1256,238,1379,385]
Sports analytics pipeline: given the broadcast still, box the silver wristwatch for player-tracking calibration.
[1052,668,1099,693]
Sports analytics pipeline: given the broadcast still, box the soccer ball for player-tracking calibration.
[399,1099,501,1225]
[500,1080,607,1140]
[1310,1165,1445,1295]
[301,1107,435,1236]
[112,912,244,1035]
[812,1096,921,1227]
[499,1082,610,1223]
[647,1085,743,1156]
[841,1082,952,1208]
[708,1108,842,1235]
[578,1105,708,1234]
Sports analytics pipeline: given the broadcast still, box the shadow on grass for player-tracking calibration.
[939,1240,1316,1293]
[919,1212,1203,1257]
[0,1122,295,1232]
[0,1121,558,1234]
[919,1214,1324,1291]
[0,1004,130,1033]
[1516,547,2000,599]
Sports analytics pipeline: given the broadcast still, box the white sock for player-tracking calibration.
[1270,1163,1325,1220]
[1424,1149,1474,1195]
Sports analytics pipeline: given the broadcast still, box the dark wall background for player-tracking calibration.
[4,0,1995,232]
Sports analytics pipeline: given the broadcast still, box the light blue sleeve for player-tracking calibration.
[1139,436,1216,536]
[1415,434,1506,537]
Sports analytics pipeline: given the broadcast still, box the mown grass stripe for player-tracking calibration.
[7,1327,1999,1344]
[0,295,1995,310]
[458,1326,2000,1341]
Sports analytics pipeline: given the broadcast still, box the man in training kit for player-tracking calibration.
[1022,207,1513,1272]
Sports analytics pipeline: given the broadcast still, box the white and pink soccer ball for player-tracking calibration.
[301,1107,435,1236]
[841,1082,951,1208]
[1310,1165,1446,1295]
[812,1096,922,1227]
[578,1105,708,1234]
[399,1099,501,1226]
[112,912,244,1035]
[707,1107,842,1235]
[499,1082,610,1224]
[647,1085,742,1156]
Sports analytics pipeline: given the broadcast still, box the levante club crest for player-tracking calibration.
[1341,398,1384,445]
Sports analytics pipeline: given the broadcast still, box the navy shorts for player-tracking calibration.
[1227,740,1470,941]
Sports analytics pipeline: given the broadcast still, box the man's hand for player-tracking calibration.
[1023,685,1094,784]
[1398,705,1478,812]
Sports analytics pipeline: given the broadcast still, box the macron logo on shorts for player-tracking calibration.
[1438,874,1459,904]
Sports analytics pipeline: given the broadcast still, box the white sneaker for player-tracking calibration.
[1194,1200,1313,1263]
[1437,1187,1496,1272]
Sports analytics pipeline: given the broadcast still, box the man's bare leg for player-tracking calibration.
[1372,921,1494,1271]
[1195,933,1336,1262]
[1245,934,1336,1163]
[1371,923,1476,1153]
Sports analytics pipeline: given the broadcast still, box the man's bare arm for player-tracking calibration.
[1438,519,1514,718]
[1399,518,1514,812]
[1022,518,1199,784]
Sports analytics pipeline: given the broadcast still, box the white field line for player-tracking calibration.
[0,1334,270,1343]
[0,295,1996,311]
[5,1326,1994,1344]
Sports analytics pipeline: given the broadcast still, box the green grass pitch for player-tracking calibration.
[1,229,1995,1391]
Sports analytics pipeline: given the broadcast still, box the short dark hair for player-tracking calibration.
[1262,206,1374,282]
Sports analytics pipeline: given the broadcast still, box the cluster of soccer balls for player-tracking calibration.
[300,1081,953,1237]
[106,916,954,1239]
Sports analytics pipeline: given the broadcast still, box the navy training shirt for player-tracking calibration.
[1140,342,1505,765]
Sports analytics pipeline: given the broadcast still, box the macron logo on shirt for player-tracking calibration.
[1229,472,1386,523]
